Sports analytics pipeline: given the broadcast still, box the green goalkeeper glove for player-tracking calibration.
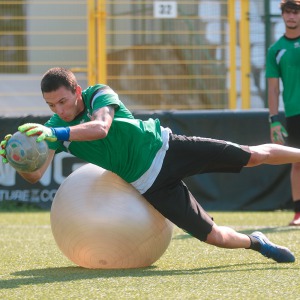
[18,123,58,142]
[19,123,70,142]
[270,121,288,144]
[0,134,12,163]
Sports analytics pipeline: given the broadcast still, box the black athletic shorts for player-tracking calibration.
[142,133,251,242]
[286,114,300,148]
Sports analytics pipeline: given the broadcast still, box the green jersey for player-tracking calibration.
[266,35,300,117]
[45,84,163,183]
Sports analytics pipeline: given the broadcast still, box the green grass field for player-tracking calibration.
[0,210,299,300]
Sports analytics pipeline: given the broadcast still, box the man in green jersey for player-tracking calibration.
[266,0,300,225]
[1,67,299,263]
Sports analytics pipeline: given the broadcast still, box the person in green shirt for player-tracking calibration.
[1,67,299,264]
[266,0,300,226]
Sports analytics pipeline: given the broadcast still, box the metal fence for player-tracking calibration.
[104,0,229,110]
[0,0,285,115]
[0,0,88,115]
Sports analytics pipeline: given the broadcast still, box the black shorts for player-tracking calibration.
[286,115,300,148]
[142,133,251,242]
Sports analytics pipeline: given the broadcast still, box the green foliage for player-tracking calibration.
[0,211,299,300]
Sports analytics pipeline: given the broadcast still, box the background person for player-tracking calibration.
[266,0,300,226]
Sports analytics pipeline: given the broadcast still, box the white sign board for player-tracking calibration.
[154,1,177,18]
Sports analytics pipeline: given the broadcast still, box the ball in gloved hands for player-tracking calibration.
[5,131,49,172]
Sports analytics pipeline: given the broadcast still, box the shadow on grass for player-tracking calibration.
[1,226,298,290]
[1,262,298,290]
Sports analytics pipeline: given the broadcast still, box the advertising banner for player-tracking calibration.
[0,152,85,209]
[0,111,292,211]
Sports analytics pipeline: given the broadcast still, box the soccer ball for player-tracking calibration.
[6,131,49,172]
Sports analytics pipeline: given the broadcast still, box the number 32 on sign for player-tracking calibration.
[154,1,177,18]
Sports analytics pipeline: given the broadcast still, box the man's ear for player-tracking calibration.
[76,85,82,95]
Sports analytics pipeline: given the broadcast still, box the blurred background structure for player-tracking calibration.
[0,0,284,116]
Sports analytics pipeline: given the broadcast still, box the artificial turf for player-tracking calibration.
[0,210,299,299]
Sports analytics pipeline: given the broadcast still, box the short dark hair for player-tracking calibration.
[280,0,300,12]
[41,67,78,94]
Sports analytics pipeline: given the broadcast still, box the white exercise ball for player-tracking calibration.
[50,164,173,269]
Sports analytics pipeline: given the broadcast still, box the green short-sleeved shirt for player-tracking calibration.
[266,35,300,117]
[45,84,163,183]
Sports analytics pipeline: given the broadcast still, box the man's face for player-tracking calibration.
[43,85,83,122]
[282,7,300,30]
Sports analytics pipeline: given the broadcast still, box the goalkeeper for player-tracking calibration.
[1,67,298,264]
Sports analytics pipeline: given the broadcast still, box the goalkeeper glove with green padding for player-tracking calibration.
[270,121,288,144]
[18,123,70,142]
[0,134,12,163]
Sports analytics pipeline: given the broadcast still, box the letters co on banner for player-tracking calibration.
[0,152,86,209]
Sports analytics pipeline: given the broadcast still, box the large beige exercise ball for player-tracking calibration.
[50,164,174,269]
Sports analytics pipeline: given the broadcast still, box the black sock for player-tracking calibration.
[247,235,261,251]
[294,200,300,213]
